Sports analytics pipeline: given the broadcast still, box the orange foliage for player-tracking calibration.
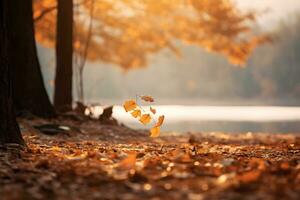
[33,0,57,48]
[33,0,269,68]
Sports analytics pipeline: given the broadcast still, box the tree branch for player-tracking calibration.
[34,1,85,22]
[34,5,57,22]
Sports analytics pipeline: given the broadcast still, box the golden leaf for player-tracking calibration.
[141,95,154,102]
[150,126,160,137]
[156,115,165,126]
[131,109,141,118]
[123,100,137,112]
[139,114,151,125]
[150,107,156,114]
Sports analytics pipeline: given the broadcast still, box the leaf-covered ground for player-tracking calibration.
[1,118,300,200]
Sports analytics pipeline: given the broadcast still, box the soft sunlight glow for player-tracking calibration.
[113,105,300,123]
[235,0,300,28]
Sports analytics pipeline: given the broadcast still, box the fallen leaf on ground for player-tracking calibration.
[118,152,137,170]
[238,170,261,183]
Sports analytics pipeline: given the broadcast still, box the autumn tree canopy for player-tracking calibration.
[34,0,269,103]
[34,0,268,68]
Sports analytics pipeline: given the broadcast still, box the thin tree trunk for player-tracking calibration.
[79,67,85,103]
[0,0,24,145]
[79,0,94,103]
[54,0,74,111]
[7,0,55,118]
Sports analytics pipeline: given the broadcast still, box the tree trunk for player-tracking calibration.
[7,0,55,118]
[0,1,25,145]
[54,0,74,111]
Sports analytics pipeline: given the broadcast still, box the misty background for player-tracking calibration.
[36,1,300,133]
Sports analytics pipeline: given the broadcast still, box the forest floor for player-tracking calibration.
[0,117,300,200]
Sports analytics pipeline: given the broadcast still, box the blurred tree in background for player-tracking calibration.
[33,0,268,107]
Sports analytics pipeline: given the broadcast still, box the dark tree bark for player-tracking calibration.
[7,0,55,118]
[0,1,24,145]
[54,0,74,111]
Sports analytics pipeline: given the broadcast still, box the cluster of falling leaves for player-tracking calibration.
[123,96,164,137]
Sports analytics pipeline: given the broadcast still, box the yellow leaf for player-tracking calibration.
[150,126,160,137]
[131,109,141,118]
[156,115,165,126]
[139,114,151,125]
[123,100,137,112]
[150,107,156,114]
[141,95,154,102]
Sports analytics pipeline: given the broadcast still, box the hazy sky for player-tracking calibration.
[235,0,300,27]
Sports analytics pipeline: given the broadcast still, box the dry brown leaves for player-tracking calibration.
[0,119,300,200]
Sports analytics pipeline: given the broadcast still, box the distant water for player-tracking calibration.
[91,106,300,133]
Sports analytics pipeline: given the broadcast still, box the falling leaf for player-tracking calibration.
[123,96,164,138]
[139,114,151,125]
[156,115,165,126]
[123,100,137,112]
[150,126,160,137]
[131,109,141,118]
[150,107,156,114]
[141,95,154,102]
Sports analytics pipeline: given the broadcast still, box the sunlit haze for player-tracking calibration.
[236,0,300,27]
[2,1,300,199]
